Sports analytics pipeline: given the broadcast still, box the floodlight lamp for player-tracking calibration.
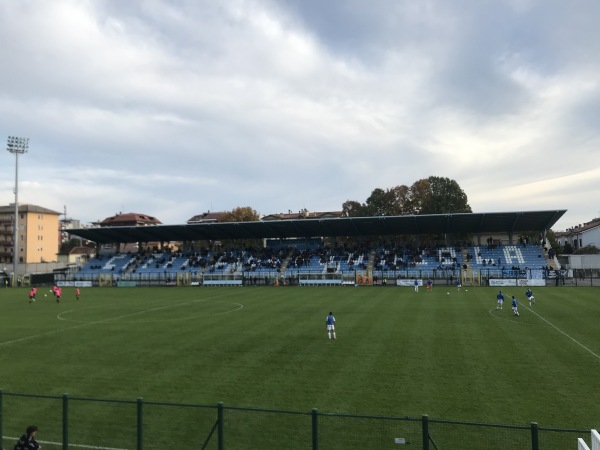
[6,136,29,154]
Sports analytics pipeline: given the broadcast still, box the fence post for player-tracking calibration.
[531,422,539,450]
[422,414,429,450]
[312,408,319,450]
[217,402,224,450]
[0,389,3,450]
[137,397,143,450]
[62,394,69,450]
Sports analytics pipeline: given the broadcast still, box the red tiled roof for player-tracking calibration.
[98,213,162,227]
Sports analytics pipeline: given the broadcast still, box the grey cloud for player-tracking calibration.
[1,0,599,230]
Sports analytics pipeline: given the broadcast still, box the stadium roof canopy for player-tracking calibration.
[69,210,566,244]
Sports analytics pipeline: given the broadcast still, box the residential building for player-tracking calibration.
[95,212,162,254]
[556,218,600,251]
[187,211,229,224]
[0,204,61,264]
[261,209,344,221]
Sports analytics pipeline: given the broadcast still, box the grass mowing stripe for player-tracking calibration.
[523,305,600,361]
[1,290,245,347]
[1,286,599,437]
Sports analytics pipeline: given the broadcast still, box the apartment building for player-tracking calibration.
[0,204,61,265]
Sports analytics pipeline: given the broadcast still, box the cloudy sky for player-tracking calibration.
[1,0,599,231]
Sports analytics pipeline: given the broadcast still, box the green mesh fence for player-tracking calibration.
[318,413,422,449]
[427,419,531,450]
[143,401,219,450]
[69,397,137,450]
[0,391,592,450]
[2,393,63,450]
[538,426,593,450]
[223,406,312,449]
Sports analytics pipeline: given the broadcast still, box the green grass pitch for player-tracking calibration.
[1,285,599,448]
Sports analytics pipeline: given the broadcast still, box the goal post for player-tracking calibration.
[577,429,599,450]
[592,429,600,450]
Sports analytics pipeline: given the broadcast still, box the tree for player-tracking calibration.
[222,206,260,222]
[388,185,411,215]
[363,188,394,216]
[417,176,472,215]
[342,176,471,218]
[546,229,560,254]
[574,244,600,255]
[406,178,431,214]
[563,242,574,254]
[342,200,364,217]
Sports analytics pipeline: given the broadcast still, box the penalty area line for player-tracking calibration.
[525,306,600,362]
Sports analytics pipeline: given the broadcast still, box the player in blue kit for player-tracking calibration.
[326,312,336,340]
[496,291,504,309]
[511,296,520,316]
[525,288,535,306]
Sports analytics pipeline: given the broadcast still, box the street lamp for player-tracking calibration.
[6,136,29,286]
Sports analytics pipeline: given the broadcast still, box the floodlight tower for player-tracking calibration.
[6,136,29,286]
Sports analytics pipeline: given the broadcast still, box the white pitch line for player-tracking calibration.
[525,306,600,362]
[0,320,99,347]
[487,307,531,324]
[3,435,129,450]
[0,298,244,347]
[0,304,177,347]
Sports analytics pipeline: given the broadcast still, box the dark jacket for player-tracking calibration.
[14,434,40,450]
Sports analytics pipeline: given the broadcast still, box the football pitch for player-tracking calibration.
[1,285,599,447]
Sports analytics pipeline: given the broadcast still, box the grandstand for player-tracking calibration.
[68,241,556,287]
[65,210,566,286]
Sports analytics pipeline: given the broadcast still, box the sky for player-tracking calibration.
[1,0,599,231]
